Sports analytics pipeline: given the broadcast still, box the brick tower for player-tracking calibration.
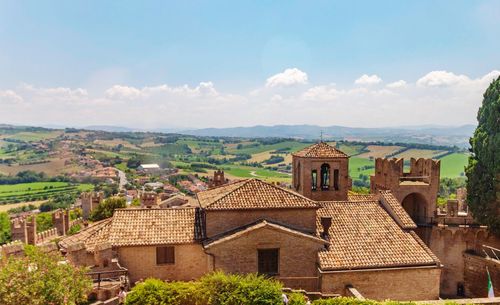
[370,157,440,223]
[292,142,351,201]
[81,192,104,220]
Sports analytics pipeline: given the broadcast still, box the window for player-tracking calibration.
[311,170,317,190]
[321,164,330,190]
[156,246,175,265]
[333,169,339,191]
[258,249,279,275]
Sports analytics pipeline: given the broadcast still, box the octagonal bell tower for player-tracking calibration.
[292,142,350,201]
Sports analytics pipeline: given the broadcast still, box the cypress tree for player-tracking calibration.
[465,76,500,234]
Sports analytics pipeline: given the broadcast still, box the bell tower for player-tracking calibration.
[292,142,350,201]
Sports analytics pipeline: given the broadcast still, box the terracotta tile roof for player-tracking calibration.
[317,200,440,271]
[204,219,327,248]
[197,179,319,210]
[108,208,197,246]
[59,218,112,253]
[348,193,377,201]
[378,190,417,229]
[292,142,349,158]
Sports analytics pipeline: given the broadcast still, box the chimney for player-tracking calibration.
[320,217,332,239]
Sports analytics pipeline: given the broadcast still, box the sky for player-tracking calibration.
[0,0,499,129]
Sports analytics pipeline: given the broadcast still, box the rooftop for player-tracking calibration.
[292,142,349,158]
[197,179,319,210]
[317,200,439,271]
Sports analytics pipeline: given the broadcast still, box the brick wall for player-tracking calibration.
[117,244,209,284]
[320,266,441,301]
[418,226,500,297]
[205,208,317,237]
[293,156,349,201]
[464,253,500,298]
[205,225,324,291]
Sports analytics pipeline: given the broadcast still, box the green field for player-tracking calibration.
[439,153,468,178]
[227,141,310,155]
[0,182,93,204]
[349,157,374,179]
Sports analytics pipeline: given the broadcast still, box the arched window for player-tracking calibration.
[321,164,330,190]
[334,169,339,190]
[311,170,317,190]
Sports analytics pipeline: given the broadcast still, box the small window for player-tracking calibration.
[156,246,175,265]
[333,169,339,191]
[311,170,317,190]
[258,248,279,276]
[321,163,330,190]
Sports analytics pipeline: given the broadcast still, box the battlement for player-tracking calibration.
[140,192,158,208]
[209,170,228,188]
[81,191,104,220]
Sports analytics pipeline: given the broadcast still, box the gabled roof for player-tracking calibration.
[108,208,197,246]
[317,200,440,271]
[204,219,327,248]
[378,190,417,229]
[59,218,113,253]
[197,179,319,210]
[292,142,349,158]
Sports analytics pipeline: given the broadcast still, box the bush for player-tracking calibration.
[126,272,282,305]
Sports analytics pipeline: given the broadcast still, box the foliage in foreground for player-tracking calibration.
[125,272,460,305]
[0,245,92,305]
[466,75,500,234]
[89,196,126,221]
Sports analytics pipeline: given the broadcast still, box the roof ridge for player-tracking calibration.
[204,179,253,208]
[263,179,320,206]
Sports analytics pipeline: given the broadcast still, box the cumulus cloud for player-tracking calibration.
[355,74,382,85]
[0,90,23,104]
[2,70,499,128]
[266,68,308,88]
[416,71,470,87]
[386,80,407,89]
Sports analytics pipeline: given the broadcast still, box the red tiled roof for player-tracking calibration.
[197,179,319,210]
[378,190,417,229]
[59,218,112,253]
[317,200,440,271]
[293,142,349,158]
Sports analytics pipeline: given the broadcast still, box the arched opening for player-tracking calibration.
[295,162,301,190]
[311,170,317,191]
[402,193,428,224]
[320,163,330,190]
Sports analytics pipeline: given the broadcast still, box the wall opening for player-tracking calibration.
[402,192,428,224]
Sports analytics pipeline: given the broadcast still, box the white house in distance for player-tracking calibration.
[137,163,161,174]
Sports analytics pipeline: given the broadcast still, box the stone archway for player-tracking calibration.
[402,192,428,224]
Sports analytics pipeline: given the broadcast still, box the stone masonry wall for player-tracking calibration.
[464,253,500,298]
[117,244,209,284]
[321,266,441,301]
[205,226,324,291]
[205,208,317,238]
[417,226,500,298]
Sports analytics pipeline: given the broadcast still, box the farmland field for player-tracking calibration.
[357,145,403,159]
[439,153,468,178]
[0,182,93,204]
[393,149,446,159]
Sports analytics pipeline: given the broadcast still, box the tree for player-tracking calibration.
[466,76,500,234]
[90,196,126,221]
[0,245,92,305]
[0,212,10,244]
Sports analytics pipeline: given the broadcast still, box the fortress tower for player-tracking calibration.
[10,216,37,245]
[370,157,440,224]
[209,170,227,188]
[292,142,351,201]
[81,192,104,220]
[140,192,158,208]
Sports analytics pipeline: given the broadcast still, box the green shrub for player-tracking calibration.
[288,292,307,305]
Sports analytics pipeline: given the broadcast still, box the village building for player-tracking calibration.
[137,163,161,174]
[59,142,450,300]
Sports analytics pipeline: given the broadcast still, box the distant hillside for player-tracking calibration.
[181,124,475,148]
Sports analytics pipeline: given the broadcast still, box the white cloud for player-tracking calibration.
[105,85,143,100]
[386,80,407,89]
[416,71,470,87]
[266,68,308,88]
[355,74,382,85]
[2,70,499,128]
[0,90,23,104]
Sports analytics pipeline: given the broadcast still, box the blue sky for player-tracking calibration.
[0,1,499,128]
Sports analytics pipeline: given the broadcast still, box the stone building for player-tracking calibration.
[61,142,443,301]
